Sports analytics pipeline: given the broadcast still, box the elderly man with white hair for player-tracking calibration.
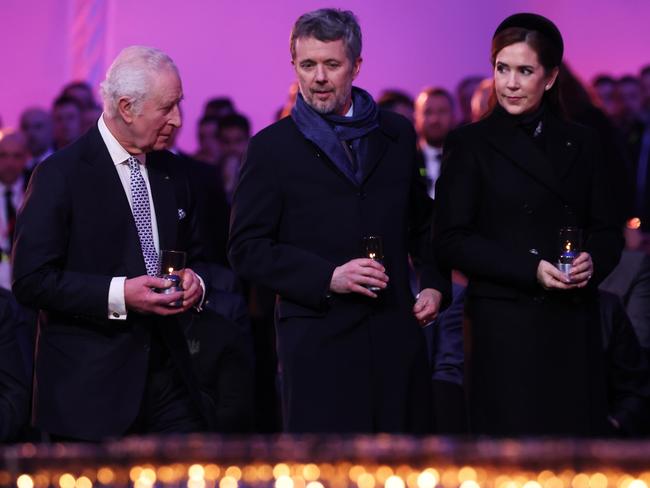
[12,46,209,440]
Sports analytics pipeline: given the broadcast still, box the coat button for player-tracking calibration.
[529,248,539,255]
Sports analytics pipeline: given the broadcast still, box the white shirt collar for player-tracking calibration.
[345,102,354,118]
[0,178,24,194]
[421,141,441,158]
[97,113,146,165]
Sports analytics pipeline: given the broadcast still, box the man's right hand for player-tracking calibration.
[124,275,185,316]
[330,258,388,298]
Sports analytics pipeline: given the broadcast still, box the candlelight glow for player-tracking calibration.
[59,474,76,488]
[418,471,438,488]
[97,468,114,485]
[226,467,242,480]
[7,456,650,488]
[358,472,376,488]
[627,217,642,229]
[274,465,291,479]
[17,475,34,488]
[304,465,320,481]
[276,475,294,488]
[385,476,406,488]
[75,476,92,488]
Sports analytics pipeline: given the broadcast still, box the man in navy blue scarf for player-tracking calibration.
[229,8,452,433]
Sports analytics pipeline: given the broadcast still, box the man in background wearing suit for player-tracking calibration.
[13,46,207,441]
[414,87,456,199]
[229,8,450,433]
[0,131,29,290]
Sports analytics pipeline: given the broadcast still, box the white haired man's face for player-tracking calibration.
[128,67,183,152]
[293,36,361,116]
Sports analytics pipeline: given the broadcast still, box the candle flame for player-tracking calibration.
[168,267,174,274]
[565,241,571,252]
[627,217,641,230]
[368,252,376,259]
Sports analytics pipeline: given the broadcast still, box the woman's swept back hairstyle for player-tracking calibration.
[290,8,362,63]
[490,13,565,115]
[100,45,178,118]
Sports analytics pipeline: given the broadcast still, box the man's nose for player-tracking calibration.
[315,65,327,83]
[170,104,182,128]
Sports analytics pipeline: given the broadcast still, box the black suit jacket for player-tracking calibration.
[175,153,230,266]
[0,288,30,442]
[12,125,206,440]
[229,110,450,433]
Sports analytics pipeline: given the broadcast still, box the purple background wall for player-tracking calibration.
[1,0,648,152]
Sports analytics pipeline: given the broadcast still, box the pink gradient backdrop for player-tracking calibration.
[1,0,648,152]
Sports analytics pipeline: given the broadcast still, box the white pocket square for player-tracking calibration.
[178,208,187,220]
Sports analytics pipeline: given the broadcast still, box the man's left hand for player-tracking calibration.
[413,288,442,326]
[179,268,202,310]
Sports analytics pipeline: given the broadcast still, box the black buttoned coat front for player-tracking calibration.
[434,108,623,436]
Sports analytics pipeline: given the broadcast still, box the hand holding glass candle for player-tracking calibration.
[557,227,582,278]
[156,249,186,307]
[362,235,384,292]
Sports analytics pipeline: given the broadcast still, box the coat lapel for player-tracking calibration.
[147,152,178,253]
[544,112,580,181]
[361,127,390,184]
[484,110,565,201]
[80,127,146,277]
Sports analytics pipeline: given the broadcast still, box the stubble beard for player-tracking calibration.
[304,85,352,116]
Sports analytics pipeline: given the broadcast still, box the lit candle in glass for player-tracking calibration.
[156,250,187,307]
[557,227,582,277]
[362,235,384,292]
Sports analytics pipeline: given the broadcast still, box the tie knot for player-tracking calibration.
[127,156,140,171]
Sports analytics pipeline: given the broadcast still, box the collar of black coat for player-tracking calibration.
[483,104,580,201]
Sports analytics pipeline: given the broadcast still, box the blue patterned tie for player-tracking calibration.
[127,156,159,276]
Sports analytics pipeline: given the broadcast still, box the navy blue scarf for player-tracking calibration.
[291,86,379,184]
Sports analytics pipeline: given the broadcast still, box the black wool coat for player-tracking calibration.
[434,107,624,436]
[229,111,450,433]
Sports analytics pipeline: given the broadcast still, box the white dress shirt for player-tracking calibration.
[0,178,24,290]
[420,141,442,199]
[98,114,162,320]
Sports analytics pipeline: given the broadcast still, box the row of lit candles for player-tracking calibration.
[11,464,650,488]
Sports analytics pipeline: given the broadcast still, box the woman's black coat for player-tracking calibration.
[434,107,624,436]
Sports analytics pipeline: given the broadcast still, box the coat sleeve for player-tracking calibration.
[404,126,451,305]
[583,133,625,286]
[228,136,337,309]
[12,161,112,317]
[0,293,29,442]
[434,130,541,289]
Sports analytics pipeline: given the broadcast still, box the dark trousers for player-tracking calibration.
[127,337,205,435]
